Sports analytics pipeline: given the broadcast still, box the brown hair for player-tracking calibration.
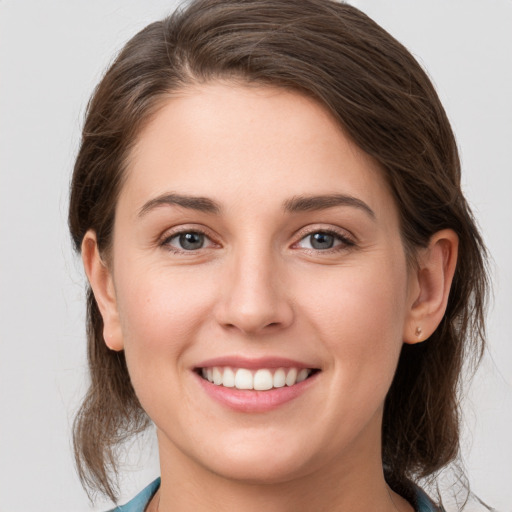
[69,0,489,504]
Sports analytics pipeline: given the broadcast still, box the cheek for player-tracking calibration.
[114,262,217,371]
[299,256,408,379]
[113,262,223,421]
[291,259,409,449]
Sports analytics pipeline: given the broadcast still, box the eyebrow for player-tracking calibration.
[283,194,375,219]
[138,192,375,219]
[138,193,221,217]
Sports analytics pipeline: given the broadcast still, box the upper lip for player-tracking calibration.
[194,356,319,370]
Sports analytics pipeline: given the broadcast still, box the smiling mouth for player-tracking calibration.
[197,367,319,391]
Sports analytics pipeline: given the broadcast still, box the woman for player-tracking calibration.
[68,0,489,510]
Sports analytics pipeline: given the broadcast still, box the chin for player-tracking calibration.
[193,433,319,485]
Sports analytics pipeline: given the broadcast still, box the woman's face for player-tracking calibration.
[106,83,418,483]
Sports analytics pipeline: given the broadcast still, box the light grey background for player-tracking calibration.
[0,1,511,510]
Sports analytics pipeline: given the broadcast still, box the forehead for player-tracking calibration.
[120,83,395,221]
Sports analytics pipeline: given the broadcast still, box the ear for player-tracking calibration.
[403,229,459,344]
[81,230,124,351]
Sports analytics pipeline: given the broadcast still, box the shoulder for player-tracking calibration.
[391,480,444,512]
[414,485,445,512]
[106,478,161,512]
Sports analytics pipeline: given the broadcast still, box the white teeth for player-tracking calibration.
[212,367,223,385]
[222,367,235,388]
[253,369,273,391]
[273,368,286,388]
[200,366,313,390]
[296,368,309,383]
[285,368,298,386]
[235,368,253,389]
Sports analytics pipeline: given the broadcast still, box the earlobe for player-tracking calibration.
[404,229,459,344]
[81,230,124,351]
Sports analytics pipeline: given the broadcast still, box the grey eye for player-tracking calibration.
[297,231,348,251]
[309,232,335,249]
[171,232,205,250]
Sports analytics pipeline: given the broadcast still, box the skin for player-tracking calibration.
[83,83,458,512]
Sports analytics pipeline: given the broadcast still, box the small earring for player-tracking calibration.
[415,326,422,338]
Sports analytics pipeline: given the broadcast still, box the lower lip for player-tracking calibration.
[195,371,319,413]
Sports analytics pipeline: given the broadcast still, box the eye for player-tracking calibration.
[296,230,353,251]
[164,231,212,251]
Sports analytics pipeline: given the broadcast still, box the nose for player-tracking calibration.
[214,245,294,336]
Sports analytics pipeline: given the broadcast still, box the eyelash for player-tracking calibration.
[159,227,355,254]
[293,228,355,253]
[160,227,217,254]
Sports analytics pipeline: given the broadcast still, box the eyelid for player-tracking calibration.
[159,224,220,252]
[291,225,356,251]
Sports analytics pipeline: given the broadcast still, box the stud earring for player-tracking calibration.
[415,326,422,338]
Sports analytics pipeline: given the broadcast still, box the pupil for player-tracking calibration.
[311,232,334,249]
[179,232,204,250]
